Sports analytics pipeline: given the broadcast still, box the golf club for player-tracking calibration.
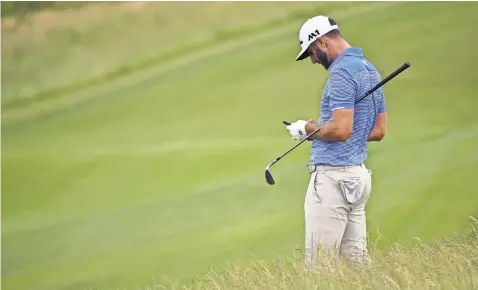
[265,61,411,185]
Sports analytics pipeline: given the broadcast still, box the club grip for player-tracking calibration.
[371,62,410,93]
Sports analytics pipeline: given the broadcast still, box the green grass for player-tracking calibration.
[2,2,478,290]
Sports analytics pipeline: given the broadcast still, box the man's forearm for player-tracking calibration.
[305,122,346,142]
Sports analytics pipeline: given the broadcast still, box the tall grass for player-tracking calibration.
[149,220,478,290]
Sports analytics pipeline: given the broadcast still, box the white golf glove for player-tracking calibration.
[286,120,308,140]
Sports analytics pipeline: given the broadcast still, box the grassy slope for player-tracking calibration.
[2,2,478,290]
[1,1,354,104]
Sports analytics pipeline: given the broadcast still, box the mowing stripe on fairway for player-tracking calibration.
[368,122,478,218]
[1,160,305,235]
[4,137,289,159]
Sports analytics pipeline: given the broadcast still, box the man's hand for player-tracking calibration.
[368,112,387,141]
[305,119,320,134]
[304,120,320,141]
[285,120,308,140]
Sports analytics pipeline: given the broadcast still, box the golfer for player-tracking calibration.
[286,15,387,268]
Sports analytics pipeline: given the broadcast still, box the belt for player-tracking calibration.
[307,163,366,173]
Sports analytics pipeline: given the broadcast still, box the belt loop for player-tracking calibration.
[308,164,321,174]
[307,164,316,174]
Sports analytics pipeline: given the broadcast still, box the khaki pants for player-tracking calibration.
[304,163,372,268]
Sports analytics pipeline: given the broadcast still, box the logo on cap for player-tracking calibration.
[307,30,320,41]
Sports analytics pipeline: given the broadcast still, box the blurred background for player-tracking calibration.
[2,1,478,290]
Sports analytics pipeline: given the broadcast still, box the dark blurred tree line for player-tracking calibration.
[1,1,105,18]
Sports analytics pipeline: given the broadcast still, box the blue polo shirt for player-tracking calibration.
[310,47,386,166]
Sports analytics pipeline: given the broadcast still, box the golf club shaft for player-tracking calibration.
[357,62,410,103]
[269,126,320,167]
[272,62,410,166]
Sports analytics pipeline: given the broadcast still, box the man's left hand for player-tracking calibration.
[286,120,308,140]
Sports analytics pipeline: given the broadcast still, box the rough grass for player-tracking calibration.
[153,220,478,290]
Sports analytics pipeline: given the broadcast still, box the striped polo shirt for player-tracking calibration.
[310,47,386,166]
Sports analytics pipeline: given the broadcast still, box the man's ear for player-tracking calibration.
[318,37,328,49]
[315,37,323,48]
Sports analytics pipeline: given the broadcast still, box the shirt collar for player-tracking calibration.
[328,47,363,71]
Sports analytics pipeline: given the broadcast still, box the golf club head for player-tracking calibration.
[265,165,275,185]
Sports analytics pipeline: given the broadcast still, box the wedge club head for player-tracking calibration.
[265,165,275,185]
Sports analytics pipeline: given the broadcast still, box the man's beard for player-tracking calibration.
[314,47,332,70]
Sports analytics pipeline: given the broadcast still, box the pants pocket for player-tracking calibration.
[337,177,363,204]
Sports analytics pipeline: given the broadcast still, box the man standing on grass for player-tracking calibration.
[285,15,387,268]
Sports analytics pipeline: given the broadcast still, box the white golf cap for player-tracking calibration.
[295,16,339,61]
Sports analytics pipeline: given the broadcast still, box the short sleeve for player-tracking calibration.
[378,94,386,113]
[328,68,358,111]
